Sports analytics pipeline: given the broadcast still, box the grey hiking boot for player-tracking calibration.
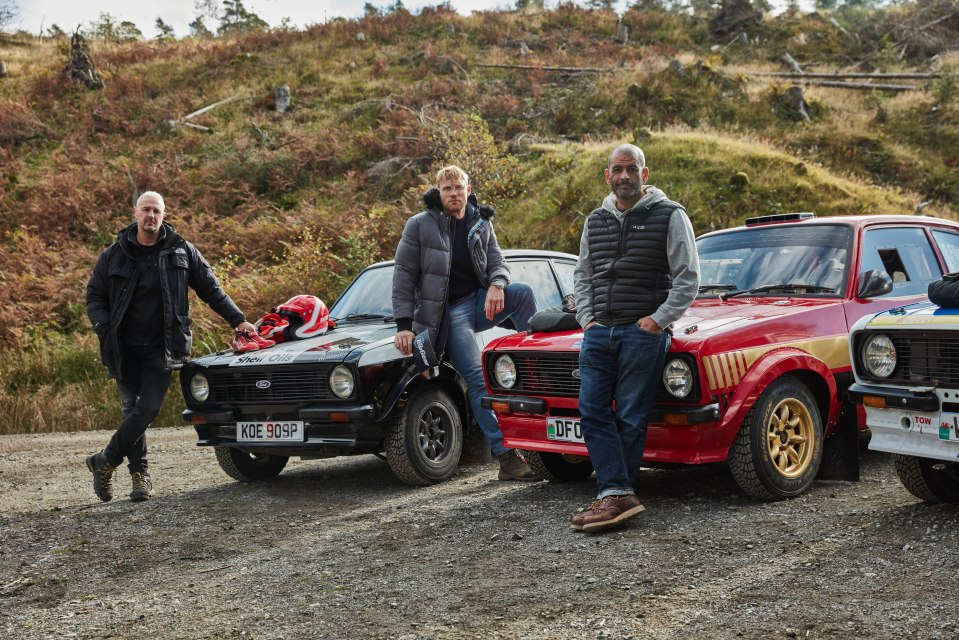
[497,450,540,482]
[85,452,117,502]
[130,472,154,502]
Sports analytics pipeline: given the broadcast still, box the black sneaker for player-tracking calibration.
[130,472,154,502]
[85,452,117,502]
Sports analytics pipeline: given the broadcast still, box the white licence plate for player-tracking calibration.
[236,421,304,442]
[546,417,583,443]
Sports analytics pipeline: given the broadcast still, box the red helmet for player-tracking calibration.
[275,295,330,339]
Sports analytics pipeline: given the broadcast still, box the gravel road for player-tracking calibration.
[1,427,957,640]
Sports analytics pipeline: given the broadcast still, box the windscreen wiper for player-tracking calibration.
[721,283,836,301]
[333,313,395,322]
[698,283,739,294]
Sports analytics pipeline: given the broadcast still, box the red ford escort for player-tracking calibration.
[482,213,959,499]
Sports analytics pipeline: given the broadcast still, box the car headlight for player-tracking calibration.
[493,355,517,389]
[862,334,897,378]
[329,365,355,398]
[662,358,693,398]
[190,373,210,402]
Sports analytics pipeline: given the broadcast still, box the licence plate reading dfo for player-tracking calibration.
[237,421,304,442]
[546,417,584,443]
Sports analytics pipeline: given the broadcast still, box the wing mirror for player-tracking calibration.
[857,269,893,298]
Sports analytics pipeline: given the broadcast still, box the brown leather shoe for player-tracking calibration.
[497,450,540,481]
[570,499,604,531]
[581,495,645,533]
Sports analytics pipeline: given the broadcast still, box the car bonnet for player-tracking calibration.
[192,323,396,368]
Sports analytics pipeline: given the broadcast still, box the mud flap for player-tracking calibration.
[818,403,860,482]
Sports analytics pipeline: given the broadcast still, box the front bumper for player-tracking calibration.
[849,383,959,463]
[184,404,381,451]
[482,394,726,464]
[847,382,940,412]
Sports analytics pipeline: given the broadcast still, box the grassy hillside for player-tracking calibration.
[0,2,957,433]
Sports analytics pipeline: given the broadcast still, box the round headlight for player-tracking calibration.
[493,355,517,389]
[662,358,693,398]
[329,365,355,399]
[190,373,210,402]
[862,334,897,378]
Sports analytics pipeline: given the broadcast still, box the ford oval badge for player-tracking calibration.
[255,380,271,389]
[571,369,581,380]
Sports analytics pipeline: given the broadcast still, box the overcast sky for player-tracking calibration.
[12,0,591,37]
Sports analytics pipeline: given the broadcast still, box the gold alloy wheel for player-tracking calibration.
[765,397,814,478]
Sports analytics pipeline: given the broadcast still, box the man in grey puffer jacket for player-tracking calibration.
[392,165,539,481]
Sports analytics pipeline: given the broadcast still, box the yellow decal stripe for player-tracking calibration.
[704,335,851,393]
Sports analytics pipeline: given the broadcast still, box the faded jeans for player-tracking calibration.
[445,283,536,457]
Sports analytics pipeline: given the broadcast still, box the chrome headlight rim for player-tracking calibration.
[861,333,897,379]
[190,372,210,403]
[662,357,694,399]
[493,355,517,389]
[329,365,355,399]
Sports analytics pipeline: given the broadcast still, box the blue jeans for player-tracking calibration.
[445,283,536,457]
[104,345,171,473]
[578,323,671,498]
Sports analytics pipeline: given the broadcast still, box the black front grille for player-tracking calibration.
[856,330,959,386]
[206,365,340,403]
[489,352,580,397]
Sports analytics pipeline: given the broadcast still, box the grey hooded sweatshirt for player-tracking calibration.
[573,186,700,330]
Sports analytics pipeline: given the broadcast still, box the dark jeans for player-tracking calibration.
[578,323,671,498]
[103,345,171,473]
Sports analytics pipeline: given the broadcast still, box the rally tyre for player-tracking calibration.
[729,376,823,500]
[214,446,289,481]
[386,387,463,486]
[893,455,959,503]
[523,450,594,482]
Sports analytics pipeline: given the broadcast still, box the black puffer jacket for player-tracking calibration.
[392,189,510,346]
[86,222,245,377]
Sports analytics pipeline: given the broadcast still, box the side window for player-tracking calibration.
[932,229,959,273]
[860,228,941,297]
[507,260,562,309]
[553,260,575,297]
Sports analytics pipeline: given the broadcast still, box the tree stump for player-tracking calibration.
[615,23,628,45]
[785,86,811,122]
[273,85,291,113]
[66,33,103,90]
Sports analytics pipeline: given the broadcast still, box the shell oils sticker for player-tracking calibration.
[229,340,319,366]
[703,335,849,393]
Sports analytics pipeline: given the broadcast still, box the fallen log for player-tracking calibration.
[746,72,939,80]
[474,62,612,73]
[791,79,921,91]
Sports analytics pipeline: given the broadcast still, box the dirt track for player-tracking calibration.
[1,427,957,639]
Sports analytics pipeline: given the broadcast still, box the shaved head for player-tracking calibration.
[607,144,645,170]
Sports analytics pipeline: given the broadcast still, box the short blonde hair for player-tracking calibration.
[136,191,165,212]
[435,165,469,185]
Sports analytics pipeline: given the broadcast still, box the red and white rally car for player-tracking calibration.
[482,213,959,499]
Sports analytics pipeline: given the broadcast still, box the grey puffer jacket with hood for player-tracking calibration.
[86,221,246,377]
[392,189,510,347]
